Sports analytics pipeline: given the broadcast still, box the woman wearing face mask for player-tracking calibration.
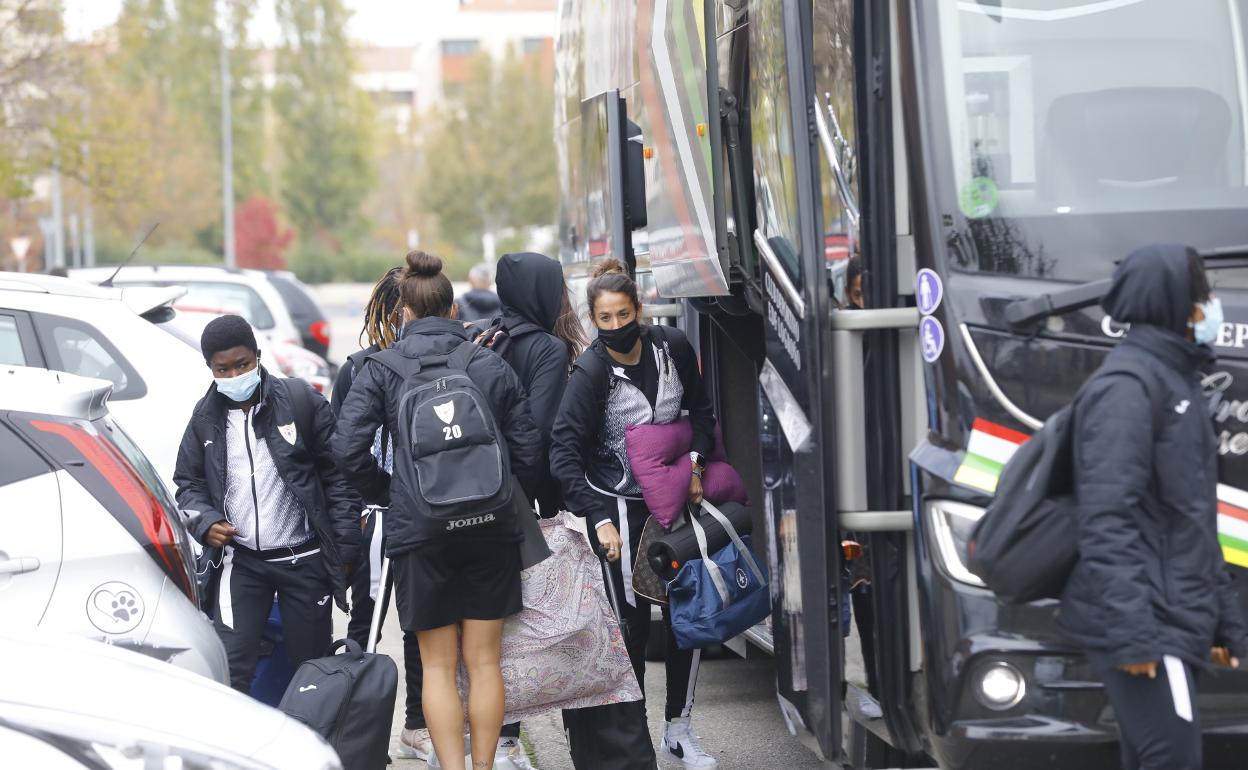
[334,251,542,770]
[550,258,720,770]
[1060,245,1246,770]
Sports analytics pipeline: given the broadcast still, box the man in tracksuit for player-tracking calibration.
[1061,245,1247,769]
[175,315,362,693]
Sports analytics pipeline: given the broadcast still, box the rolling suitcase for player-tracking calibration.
[562,547,659,770]
[278,558,398,770]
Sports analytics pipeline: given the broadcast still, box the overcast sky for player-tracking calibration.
[62,1,453,47]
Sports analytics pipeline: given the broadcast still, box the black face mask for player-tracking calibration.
[598,320,641,353]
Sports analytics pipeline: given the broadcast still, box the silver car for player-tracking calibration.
[0,365,228,682]
[0,628,341,770]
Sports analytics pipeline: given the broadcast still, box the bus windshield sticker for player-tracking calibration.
[958,176,999,219]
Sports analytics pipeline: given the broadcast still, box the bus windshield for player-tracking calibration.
[922,0,1248,285]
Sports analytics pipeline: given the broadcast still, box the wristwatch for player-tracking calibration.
[690,451,706,477]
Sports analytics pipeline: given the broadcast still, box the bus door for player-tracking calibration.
[747,0,844,759]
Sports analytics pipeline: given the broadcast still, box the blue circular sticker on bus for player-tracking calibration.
[920,316,945,363]
[915,269,943,316]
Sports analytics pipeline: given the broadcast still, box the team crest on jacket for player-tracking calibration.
[434,400,456,425]
[278,422,297,445]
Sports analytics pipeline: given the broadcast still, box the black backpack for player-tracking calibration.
[278,639,398,770]
[470,318,543,365]
[967,357,1162,604]
[369,341,514,538]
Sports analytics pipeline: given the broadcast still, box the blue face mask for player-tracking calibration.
[215,367,261,402]
[1193,297,1224,346]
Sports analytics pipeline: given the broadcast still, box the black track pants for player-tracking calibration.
[593,498,701,722]
[213,545,333,693]
[1096,655,1202,770]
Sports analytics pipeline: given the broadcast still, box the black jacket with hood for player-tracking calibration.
[174,368,363,609]
[1059,244,1248,667]
[491,252,575,516]
[550,323,716,528]
[457,288,502,321]
[332,316,543,554]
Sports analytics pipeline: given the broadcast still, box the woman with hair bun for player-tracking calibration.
[335,250,542,770]
[550,257,721,770]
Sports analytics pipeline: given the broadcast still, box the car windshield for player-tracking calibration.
[117,280,276,329]
[921,0,1248,286]
[268,274,321,319]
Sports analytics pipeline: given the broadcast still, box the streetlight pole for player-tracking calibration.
[219,0,236,269]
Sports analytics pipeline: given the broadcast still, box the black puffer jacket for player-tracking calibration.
[174,369,363,607]
[332,316,542,554]
[493,252,575,516]
[1059,244,1248,667]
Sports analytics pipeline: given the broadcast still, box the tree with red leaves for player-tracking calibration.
[235,194,295,271]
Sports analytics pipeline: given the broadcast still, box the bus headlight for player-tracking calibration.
[927,500,987,587]
[974,661,1027,710]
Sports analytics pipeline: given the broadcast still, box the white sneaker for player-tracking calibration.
[397,728,433,760]
[662,718,718,769]
[494,736,535,770]
[426,734,470,769]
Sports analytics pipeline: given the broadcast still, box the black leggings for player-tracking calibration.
[592,497,701,722]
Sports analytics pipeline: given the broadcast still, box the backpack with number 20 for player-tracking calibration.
[369,341,514,539]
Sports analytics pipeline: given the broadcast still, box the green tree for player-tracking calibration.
[272,0,374,253]
[418,48,557,259]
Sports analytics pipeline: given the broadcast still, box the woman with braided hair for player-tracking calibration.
[330,265,435,762]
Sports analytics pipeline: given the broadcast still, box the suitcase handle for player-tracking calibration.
[329,638,365,660]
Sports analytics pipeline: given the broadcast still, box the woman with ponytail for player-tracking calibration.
[335,251,542,770]
[550,258,720,770]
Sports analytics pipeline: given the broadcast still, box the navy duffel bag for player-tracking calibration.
[668,502,770,650]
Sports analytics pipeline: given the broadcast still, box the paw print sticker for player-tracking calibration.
[87,582,145,634]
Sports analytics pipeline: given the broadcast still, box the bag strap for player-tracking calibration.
[699,501,765,585]
[283,378,316,443]
[448,339,478,371]
[687,512,731,606]
[1090,357,1166,438]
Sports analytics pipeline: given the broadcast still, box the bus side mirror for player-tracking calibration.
[623,119,647,231]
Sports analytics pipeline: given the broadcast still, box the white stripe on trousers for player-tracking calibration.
[618,497,636,607]
[1163,655,1194,722]
[368,510,385,601]
[218,546,236,630]
[682,648,702,718]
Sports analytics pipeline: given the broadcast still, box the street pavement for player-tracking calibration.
[338,602,829,770]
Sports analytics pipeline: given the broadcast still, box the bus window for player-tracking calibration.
[750,0,804,283]
[812,0,860,307]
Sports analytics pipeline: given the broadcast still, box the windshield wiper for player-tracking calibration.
[1004,244,1248,329]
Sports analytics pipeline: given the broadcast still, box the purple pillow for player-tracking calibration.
[625,418,749,528]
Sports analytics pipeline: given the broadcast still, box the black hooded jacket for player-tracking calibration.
[457,288,502,322]
[332,316,542,554]
[174,368,363,608]
[1059,244,1248,666]
[492,252,575,516]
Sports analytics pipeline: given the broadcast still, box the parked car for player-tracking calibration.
[70,264,304,350]
[265,270,333,361]
[159,305,333,396]
[0,628,341,769]
[0,365,228,682]
[0,273,211,492]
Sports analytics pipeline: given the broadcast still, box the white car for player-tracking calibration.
[0,366,228,682]
[71,264,305,350]
[0,628,341,770]
[0,273,211,492]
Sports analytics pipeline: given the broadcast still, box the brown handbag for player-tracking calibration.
[631,515,673,605]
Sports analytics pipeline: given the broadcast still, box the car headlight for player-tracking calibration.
[927,500,986,587]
